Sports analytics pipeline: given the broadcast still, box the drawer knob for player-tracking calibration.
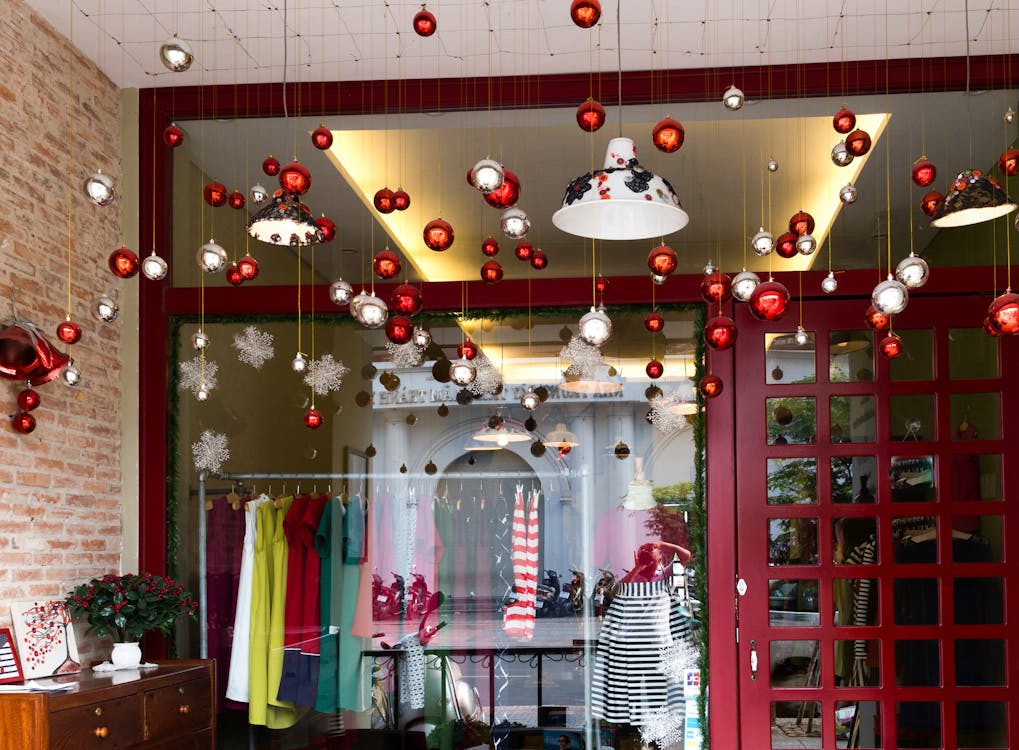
[178,704,191,715]
[94,726,108,738]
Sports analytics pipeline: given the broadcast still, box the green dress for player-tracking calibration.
[314,497,343,713]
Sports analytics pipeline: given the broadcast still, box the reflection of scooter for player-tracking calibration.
[372,571,402,621]
[566,569,585,616]
[536,569,563,617]
[407,572,431,619]
[592,569,617,616]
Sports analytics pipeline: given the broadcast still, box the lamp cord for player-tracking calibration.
[617,0,622,137]
[283,0,289,121]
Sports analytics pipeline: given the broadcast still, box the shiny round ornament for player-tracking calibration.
[821,272,838,294]
[373,248,402,279]
[354,391,372,407]
[879,333,904,359]
[1006,107,1017,125]
[749,280,791,321]
[576,99,606,132]
[652,117,685,153]
[390,283,423,315]
[722,85,745,111]
[731,269,761,302]
[521,390,541,411]
[481,237,500,257]
[162,123,184,147]
[351,292,389,329]
[794,326,809,346]
[471,159,504,193]
[159,35,194,72]
[262,156,281,176]
[141,252,168,281]
[998,148,1019,177]
[920,190,945,217]
[413,6,437,36]
[437,404,450,417]
[530,440,546,457]
[56,319,81,345]
[514,241,534,262]
[412,327,432,348]
[839,183,859,204]
[108,246,140,279]
[458,338,478,360]
[530,250,548,270]
[751,228,775,256]
[987,291,1019,334]
[524,415,538,431]
[911,159,937,187]
[279,161,311,195]
[647,243,679,276]
[871,275,909,316]
[865,305,891,331]
[831,141,854,167]
[311,126,333,150]
[17,388,40,412]
[613,441,630,459]
[789,211,815,236]
[304,408,324,429]
[61,361,81,387]
[701,272,732,303]
[373,188,396,213]
[645,359,664,379]
[84,170,115,206]
[198,239,228,273]
[832,108,856,134]
[796,233,817,256]
[424,460,437,475]
[768,159,779,172]
[11,411,36,434]
[227,190,245,210]
[225,263,244,286]
[775,232,798,259]
[191,330,210,350]
[501,207,531,239]
[249,183,269,205]
[481,260,504,284]
[393,189,411,211]
[578,306,612,346]
[699,374,723,398]
[386,316,414,345]
[449,357,477,386]
[652,273,669,285]
[315,216,336,242]
[93,294,119,323]
[291,352,309,373]
[365,443,378,458]
[595,276,610,295]
[203,181,228,207]
[704,315,738,350]
[484,170,520,209]
[570,0,601,28]
[645,385,663,401]
[644,311,665,333]
[845,129,872,157]
[423,218,454,251]
[329,279,353,306]
[895,252,930,289]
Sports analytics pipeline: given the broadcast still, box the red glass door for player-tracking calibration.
[733,294,1016,749]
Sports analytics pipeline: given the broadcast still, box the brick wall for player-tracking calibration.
[0,0,123,666]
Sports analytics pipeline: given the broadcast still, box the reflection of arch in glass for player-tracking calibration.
[433,450,540,618]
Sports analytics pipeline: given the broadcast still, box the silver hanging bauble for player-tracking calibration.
[249,183,269,205]
[796,233,817,256]
[895,252,930,289]
[722,85,745,111]
[1005,107,1017,124]
[652,273,669,285]
[731,269,761,302]
[500,207,531,239]
[768,158,779,172]
[751,227,775,256]
[62,360,81,387]
[351,291,388,329]
[839,183,859,204]
[198,239,228,273]
[794,325,809,346]
[195,382,210,401]
[471,158,505,193]
[702,261,716,276]
[159,35,194,72]
[449,357,477,386]
[291,352,309,374]
[329,279,354,306]
[821,271,838,294]
[412,327,432,348]
[520,389,541,411]
[191,330,210,350]
[871,274,909,315]
[141,251,168,280]
[93,294,119,323]
[578,306,613,346]
[831,141,855,167]
[84,170,115,206]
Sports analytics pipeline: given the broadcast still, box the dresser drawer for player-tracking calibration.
[143,677,210,740]
[49,694,143,749]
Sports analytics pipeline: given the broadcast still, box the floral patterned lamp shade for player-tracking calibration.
[247,192,323,246]
[931,170,1017,227]
[552,137,689,240]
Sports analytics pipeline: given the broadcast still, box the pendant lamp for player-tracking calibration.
[931,170,1017,228]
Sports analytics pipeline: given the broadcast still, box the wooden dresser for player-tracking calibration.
[0,660,214,750]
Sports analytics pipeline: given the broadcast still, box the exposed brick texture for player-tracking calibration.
[0,0,123,667]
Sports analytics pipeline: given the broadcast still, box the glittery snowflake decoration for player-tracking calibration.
[559,335,603,379]
[178,356,218,394]
[386,341,424,368]
[232,326,275,369]
[659,639,697,684]
[304,353,350,396]
[471,354,502,396]
[640,705,684,749]
[649,390,694,434]
[192,429,230,474]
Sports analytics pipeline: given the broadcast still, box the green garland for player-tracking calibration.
[166,316,184,658]
[691,303,709,747]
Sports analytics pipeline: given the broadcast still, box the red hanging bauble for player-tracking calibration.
[386,316,414,345]
[316,215,337,242]
[11,411,36,434]
[393,189,411,211]
[645,359,664,379]
[595,276,610,295]
[647,243,678,276]
[911,159,937,187]
[749,280,791,321]
[699,374,724,398]
[845,129,872,157]
[988,290,1019,334]
[304,408,324,430]
[481,236,500,257]
[203,181,228,207]
[879,333,904,359]
[775,232,798,259]
[238,254,260,281]
[481,260,504,284]
[225,263,244,286]
[391,283,423,315]
[262,155,281,176]
[374,188,396,213]
[700,272,732,304]
[530,250,548,270]
[704,315,738,350]
[227,190,246,210]
[108,246,140,279]
[832,108,856,134]
[162,123,184,148]
[920,190,944,217]
[644,311,665,333]
[413,6,437,36]
[56,319,82,345]
[17,388,41,412]
[570,0,601,28]
[865,305,891,331]
[514,241,534,261]
[788,211,815,236]
[458,338,478,360]
[311,126,333,150]
[423,218,454,251]
[998,148,1019,177]
[483,170,521,209]
[576,99,606,132]
[983,317,1002,337]
[652,117,685,153]
[373,248,402,279]
[279,161,312,195]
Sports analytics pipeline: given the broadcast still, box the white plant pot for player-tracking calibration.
[110,641,142,669]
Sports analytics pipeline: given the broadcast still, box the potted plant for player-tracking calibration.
[66,572,197,668]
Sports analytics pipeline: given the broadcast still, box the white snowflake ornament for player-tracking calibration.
[386,341,424,368]
[178,356,218,395]
[304,353,350,396]
[640,705,684,749]
[559,335,603,379]
[649,390,693,434]
[470,354,502,396]
[192,430,230,474]
[659,639,696,684]
[232,326,275,369]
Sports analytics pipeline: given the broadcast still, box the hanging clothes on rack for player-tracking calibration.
[342,493,372,710]
[314,495,343,714]
[205,492,247,711]
[504,485,539,639]
[226,493,270,705]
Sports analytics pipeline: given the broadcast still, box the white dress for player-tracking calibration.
[225,494,269,702]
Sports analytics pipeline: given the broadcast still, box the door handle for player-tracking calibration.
[750,639,759,681]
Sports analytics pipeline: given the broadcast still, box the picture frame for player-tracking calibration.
[8,599,81,679]
[0,628,24,684]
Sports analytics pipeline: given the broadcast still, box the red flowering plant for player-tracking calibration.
[65,573,198,643]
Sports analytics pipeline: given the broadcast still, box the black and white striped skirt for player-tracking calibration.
[590,580,689,726]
